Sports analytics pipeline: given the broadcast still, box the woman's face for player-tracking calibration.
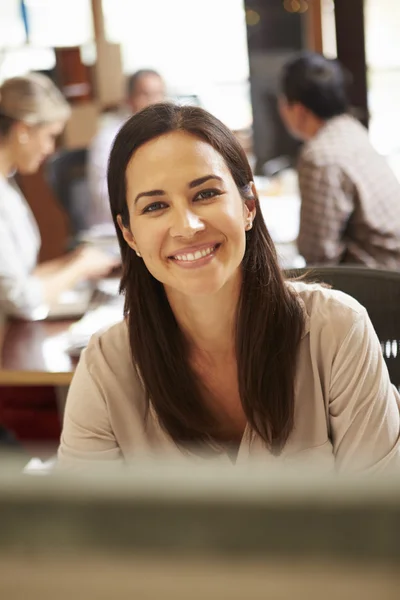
[119,131,255,299]
[11,120,65,174]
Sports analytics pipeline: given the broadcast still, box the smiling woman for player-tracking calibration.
[0,73,121,450]
[117,130,255,299]
[58,103,400,473]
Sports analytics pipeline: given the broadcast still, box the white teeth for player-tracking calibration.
[173,245,216,262]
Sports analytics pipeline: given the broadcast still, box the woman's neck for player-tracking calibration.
[0,145,15,178]
[166,273,241,359]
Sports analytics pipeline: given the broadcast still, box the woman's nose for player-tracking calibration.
[170,208,205,238]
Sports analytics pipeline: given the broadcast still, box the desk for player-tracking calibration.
[0,285,124,388]
[1,467,400,599]
[0,198,301,387]
[0,320,76,386]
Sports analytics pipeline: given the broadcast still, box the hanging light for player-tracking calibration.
[298,0,309,13]
[246,9,261,26]
[283,0,309,13]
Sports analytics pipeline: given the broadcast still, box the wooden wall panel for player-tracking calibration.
[17,169,69,263]
[334,0,369,127]
[306,0,323,53]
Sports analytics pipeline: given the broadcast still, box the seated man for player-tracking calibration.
[87,69,166,227]
[279,51,400,268]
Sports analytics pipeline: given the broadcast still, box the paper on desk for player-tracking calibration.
[259,194,300,243]
[66,302,124,357]
[96,277,121,297]
[23,457,57,476]
[79,223,116,241]
[77,225,120,258]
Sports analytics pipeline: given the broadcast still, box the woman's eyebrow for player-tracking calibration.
[134,175,223,204]
[188,175,223,188]
[134,189,165,204]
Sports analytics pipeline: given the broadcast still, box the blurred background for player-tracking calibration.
[1,4,400,595]
[1,0,399,259]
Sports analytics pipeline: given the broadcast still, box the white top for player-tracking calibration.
[0,174,47,320]
[87,111,128,227]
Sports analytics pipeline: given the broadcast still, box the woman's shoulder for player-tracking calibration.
[76,318,147,414]
[0,175,17,205]
[0,176,29,219]
[84,319,132,374]
[61,319,150,464]
[288,280,367,341]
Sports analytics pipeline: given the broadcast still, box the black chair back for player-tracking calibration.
[287,266,400,390]
[46,148,90,247]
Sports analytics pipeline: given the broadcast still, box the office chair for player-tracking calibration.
[286,266,400,390]
[46,148,90,249]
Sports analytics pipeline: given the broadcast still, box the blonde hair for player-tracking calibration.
[0,73,71,132]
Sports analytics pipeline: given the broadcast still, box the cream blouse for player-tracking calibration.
[58,282,400,473]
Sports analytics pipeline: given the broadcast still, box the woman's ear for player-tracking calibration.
[250,181,257,206]
[243,182,257,228]
[117,214,137,252]
[13,121,31,145]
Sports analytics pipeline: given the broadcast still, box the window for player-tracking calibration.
[0,0,26,48]
[0,0,94,82]
[24,0,94,47]
[320,0,400,165]
[321,0,336,58]
[365,0,400,157]
[102,0,252,129]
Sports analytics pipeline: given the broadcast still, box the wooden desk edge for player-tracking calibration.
[0,370,73,386]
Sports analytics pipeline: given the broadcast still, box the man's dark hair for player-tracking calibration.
[281,51,352,119]
[126,69,162,97]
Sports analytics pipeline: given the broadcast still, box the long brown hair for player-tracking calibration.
[107,103,304,453]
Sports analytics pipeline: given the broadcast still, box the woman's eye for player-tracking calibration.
[142,201,167,214]
[195,189,221,201]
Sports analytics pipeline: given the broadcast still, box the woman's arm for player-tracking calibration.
[329,307,400,472]
[58,343,123,468]
[0,218,44,318]
[0,198,118,318]
[33,246,119,307]
[33,252,79,277]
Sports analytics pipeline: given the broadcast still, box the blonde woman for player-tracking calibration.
[0,73,118,452]
[0,73,118,320]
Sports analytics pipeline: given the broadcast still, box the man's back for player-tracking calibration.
[297,114,400,268]
[298,115,400,269]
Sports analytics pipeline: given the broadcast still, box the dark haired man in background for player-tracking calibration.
[279,51,400,268]
[88,69,165,226]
